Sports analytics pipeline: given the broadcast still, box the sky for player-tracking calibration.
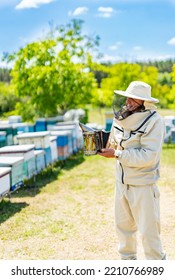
[1,0,175,66]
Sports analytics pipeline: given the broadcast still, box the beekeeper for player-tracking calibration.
[98,81,166,260]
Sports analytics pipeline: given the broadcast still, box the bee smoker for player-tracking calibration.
[79,123,110,156]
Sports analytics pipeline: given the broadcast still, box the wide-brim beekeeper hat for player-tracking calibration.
[114,81,159,103]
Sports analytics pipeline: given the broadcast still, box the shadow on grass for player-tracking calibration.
[0,200,29,224]
[10,151,85,198]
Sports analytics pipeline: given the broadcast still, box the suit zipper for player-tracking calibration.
[119,162,124,184]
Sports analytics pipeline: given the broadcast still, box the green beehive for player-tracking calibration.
[0,124,14,145]
[0,131,7,148]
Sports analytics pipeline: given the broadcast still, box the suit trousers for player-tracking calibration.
[114,182,166,260]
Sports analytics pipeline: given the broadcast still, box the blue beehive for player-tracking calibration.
[51,125,76,153]
[0,167,11,199]
[28,124,35,132]
[55,121,82,151]
[50,131,71,160]
[0,156,24,192]
[35,118,47,131]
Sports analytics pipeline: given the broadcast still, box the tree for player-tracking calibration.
[5,20,99,121]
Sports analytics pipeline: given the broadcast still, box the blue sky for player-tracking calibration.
[1,0,175,66]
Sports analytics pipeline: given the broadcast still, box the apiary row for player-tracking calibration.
[0,121,84,200]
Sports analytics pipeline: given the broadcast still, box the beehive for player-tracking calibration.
[0,167,11,198]
[0,144,36,179]
[0,156,24,192]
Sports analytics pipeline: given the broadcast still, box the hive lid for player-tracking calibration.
[17,131,50,138]
[0,156,24,166]
[34,150,45,156]
[0,144,35,153]
[0,167,11,177]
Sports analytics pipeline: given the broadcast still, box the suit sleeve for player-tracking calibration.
[118,117,165,168]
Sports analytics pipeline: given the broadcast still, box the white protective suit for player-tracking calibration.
[109,107,166,260]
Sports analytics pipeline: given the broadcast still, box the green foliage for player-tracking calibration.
[158,72,172,86]
[91,63,159,108]
[0,82,19,116]
[5,19,99,121]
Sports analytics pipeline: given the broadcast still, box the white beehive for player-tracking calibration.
[0,167,11,199]
[34,150,46,174]
[0,156,24,192]
[50,136,58,162]
[16,131,51,149]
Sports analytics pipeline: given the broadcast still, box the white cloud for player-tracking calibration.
[167,37,175,45]
[98,7,114,13]
[15,0,54,10]
[97,6,116,18]
[68,7,89,16]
